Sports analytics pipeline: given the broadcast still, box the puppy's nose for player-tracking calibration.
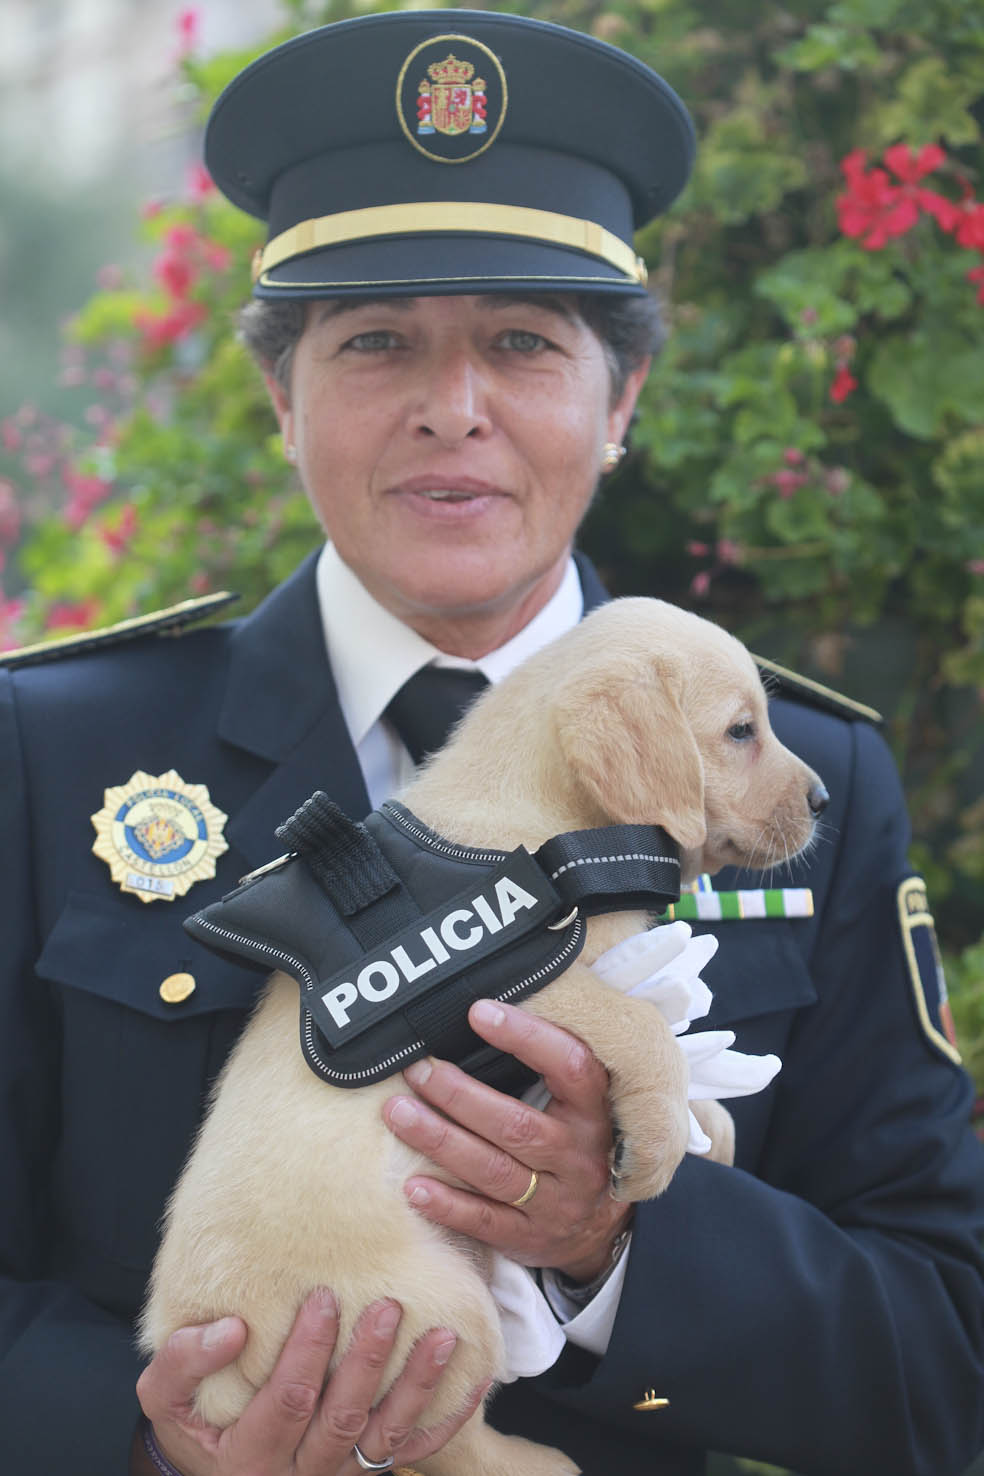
[807,781,829,817]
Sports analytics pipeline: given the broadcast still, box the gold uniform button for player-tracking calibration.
[160,972,196,1004]
[633,1389,670,1411]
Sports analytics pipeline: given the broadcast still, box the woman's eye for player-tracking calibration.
[343,330,402,352]
[497,329,549,353]
[728,721,756,742]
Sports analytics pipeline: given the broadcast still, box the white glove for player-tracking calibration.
[591,920,782,1153]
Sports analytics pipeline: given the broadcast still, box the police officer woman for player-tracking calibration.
[1,12,981,1476]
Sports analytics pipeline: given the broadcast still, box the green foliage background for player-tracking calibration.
[3,0,983,1114]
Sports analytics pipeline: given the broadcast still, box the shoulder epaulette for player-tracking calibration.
[0,591,239,671]
[754,654,882,727]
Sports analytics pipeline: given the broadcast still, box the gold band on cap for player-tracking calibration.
[254,201,647,285]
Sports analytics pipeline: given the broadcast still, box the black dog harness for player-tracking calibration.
[184,793,681,1090]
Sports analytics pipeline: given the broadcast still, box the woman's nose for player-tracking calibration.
[407,352,493,443]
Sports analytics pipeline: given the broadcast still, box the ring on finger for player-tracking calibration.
[509,1167,539,1208]
[352,1443,394,1471]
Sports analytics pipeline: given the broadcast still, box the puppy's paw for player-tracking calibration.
[609,1095,689,1202]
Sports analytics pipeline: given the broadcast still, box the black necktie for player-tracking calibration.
[384,666,489,766]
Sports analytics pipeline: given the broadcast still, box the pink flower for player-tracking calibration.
[154,248,197,299]
[0,480,22,546]
[0,595,25,651]
[830,366,858,404]
[1,420,22,452]
[187,163,215,200]
[135,300,207,351]
[176,8,200,57]
[782,447,805,466]
[824,467,851,497]
[100,502,138,556]
[690,571,711,598]
[772,469,809,498]
[967,265,984,305]
[716,539,743,565]
[686,540,710,556]
[63,467,112,528]
[967,560,984,576]
[190,570,211,595]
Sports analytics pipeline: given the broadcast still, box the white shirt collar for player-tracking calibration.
[315,542,584,747]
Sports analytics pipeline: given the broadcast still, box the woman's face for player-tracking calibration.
[269,294,648,655]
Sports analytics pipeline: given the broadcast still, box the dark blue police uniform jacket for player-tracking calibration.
[1,552,982,1476]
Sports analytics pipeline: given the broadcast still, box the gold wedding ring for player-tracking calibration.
[509,1168,539,1208]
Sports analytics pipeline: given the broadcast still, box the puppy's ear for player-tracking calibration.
[556,661,707,849]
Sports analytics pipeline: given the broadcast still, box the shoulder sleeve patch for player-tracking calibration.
[0,591,239,670]
[754,654,882,727]
[897,876,962,1065]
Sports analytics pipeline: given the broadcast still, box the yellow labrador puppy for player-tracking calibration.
[141,598,825,1476]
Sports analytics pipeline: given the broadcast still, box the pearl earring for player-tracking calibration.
[601,442,626,472]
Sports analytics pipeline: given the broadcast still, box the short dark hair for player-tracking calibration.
[237,290,663,405]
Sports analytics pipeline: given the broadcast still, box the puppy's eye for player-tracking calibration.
[728,721,756,742]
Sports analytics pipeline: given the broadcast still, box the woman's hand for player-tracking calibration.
[383,999,631,1283]
[133,1290,488,1476]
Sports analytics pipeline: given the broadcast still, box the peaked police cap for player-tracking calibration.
[205,9,695,298]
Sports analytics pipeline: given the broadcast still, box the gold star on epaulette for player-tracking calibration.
[0,591,239,670]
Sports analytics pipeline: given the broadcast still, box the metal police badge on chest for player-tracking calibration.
[91,769,228,904]
[396,34,507,164]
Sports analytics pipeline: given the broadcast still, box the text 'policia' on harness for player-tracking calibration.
[184,793,681,1091]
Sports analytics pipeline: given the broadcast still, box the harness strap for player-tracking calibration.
[535,825,682,916]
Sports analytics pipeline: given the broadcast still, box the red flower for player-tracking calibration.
[883,142,945,184]
[830,365,858,404]
[967,265,984,304]
[46,599,101,632]
[63,467,112,528]
[100,503,138,556]
[837,144,950,250]
[954,205,984,252]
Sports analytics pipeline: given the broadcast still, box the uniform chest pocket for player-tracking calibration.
[36,890,265,1273]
